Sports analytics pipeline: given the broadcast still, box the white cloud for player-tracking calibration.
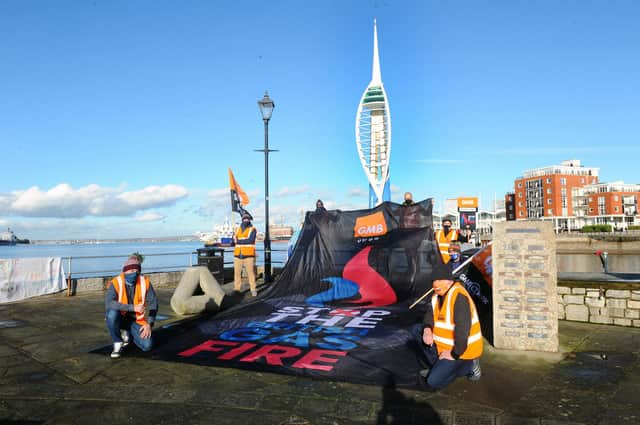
[276,185,311,197]
[2,183,188,218]
[207,188,229,198]
[135,212,165,222]
[347,186,367,198]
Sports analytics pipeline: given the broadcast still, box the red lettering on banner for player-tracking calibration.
[218,342,256,360]
[178,339,238,357]
[292,349,347,371]
[240,344,302,365]
[177,339,348,372]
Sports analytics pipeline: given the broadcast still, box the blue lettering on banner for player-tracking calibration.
[218,320,372,351]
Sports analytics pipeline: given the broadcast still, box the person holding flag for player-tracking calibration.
[228,168,258,296]
[233,212,258,296]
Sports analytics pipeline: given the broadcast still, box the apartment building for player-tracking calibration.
[572,181,640,229]
[513,160,599,230]
[512,159,639,230]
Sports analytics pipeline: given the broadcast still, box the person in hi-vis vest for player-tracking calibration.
[435,218,459,264]
[411,263,482,390]
[233,212,258,296]
[105,254,158,358]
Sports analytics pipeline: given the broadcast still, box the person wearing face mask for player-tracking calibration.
[233,212,258,296]
[435,218,459,264]
[447,242,463,273]
[411,263,482,390]
[314,199,327,214]
[105,254,158,358]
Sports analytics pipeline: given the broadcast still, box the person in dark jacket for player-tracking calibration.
[314,199,327,214]
[411,264,482,390]
[447,242,463,273]
[105,254,158,358]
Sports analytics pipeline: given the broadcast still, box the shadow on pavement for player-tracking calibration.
[375,376,443,425]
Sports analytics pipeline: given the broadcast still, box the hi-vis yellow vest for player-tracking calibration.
[431,282,483,359]
[110,274,151,325]
[234,226,256,257]
[435,229,458,264]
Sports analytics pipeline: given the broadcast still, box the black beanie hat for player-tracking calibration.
[431,263,453,281]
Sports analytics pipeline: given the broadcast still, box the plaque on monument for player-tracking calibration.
[492,221,558,352]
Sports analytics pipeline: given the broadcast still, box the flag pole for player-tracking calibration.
[409,288,433,309]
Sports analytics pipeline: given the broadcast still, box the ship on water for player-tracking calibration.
[198,217,238,247]
[197,220,294,246]
[269,223,294,242]
[0,228,29,246]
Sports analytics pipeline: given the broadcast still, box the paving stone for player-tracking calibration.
[496,415,540,425]
[1,287,639,425]
[453,411,495,425]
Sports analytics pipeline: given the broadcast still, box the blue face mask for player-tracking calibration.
[450,253,460,262]
[124,272,138,285]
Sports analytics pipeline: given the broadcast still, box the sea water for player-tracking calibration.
[0,241,289,278]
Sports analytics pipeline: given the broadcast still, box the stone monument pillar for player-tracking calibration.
[492,221,558,352]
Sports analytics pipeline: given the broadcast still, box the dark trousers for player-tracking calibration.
[410,324,473,390]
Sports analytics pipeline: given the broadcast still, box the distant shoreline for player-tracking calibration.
[28,236,201,245]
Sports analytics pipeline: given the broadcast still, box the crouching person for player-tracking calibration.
[412,263,482,390]
[105,254,158,358]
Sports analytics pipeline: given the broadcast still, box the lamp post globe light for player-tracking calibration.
[257,91,276,283]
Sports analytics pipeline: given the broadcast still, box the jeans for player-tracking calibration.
[105,309,153,351]
[410,324,473,390]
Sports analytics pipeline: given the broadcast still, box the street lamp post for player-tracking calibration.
[257,91,276,283]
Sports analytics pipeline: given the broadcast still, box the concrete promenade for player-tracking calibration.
[1,287,639,425]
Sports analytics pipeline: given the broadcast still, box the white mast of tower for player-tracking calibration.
[355,19,392,207]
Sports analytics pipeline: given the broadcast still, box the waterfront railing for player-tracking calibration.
[62,247,290,280]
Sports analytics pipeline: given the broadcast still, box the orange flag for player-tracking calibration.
[470,244,493,286]
[228,168,249,214]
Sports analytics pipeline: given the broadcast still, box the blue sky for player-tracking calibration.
[1,0,639,240]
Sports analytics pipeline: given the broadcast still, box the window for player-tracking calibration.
[614,206,619,212]
[589,208,594,213]
[519,211,524,216]
[547,199,552,205]
[548,209,553,215]
[518,192,523,198]
[614,195,619,201]
[517,182,522,188]
[518,201,523,207]
[546,178,552,184]
[560,178,567,185]
[547,188,552,194]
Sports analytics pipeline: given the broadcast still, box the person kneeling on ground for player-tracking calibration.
[411,263,482,390]
[105,254,158,358]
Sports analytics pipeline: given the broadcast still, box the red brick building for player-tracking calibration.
[573,182,640,229]
[512,160,640,230]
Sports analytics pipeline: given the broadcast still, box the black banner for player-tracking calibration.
[150,200,480,389]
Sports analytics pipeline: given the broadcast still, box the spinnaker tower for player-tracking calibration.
[355,19,391,208]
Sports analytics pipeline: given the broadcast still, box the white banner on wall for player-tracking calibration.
[0,257,67,303]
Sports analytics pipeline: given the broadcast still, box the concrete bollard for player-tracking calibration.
[170,266,226,316]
